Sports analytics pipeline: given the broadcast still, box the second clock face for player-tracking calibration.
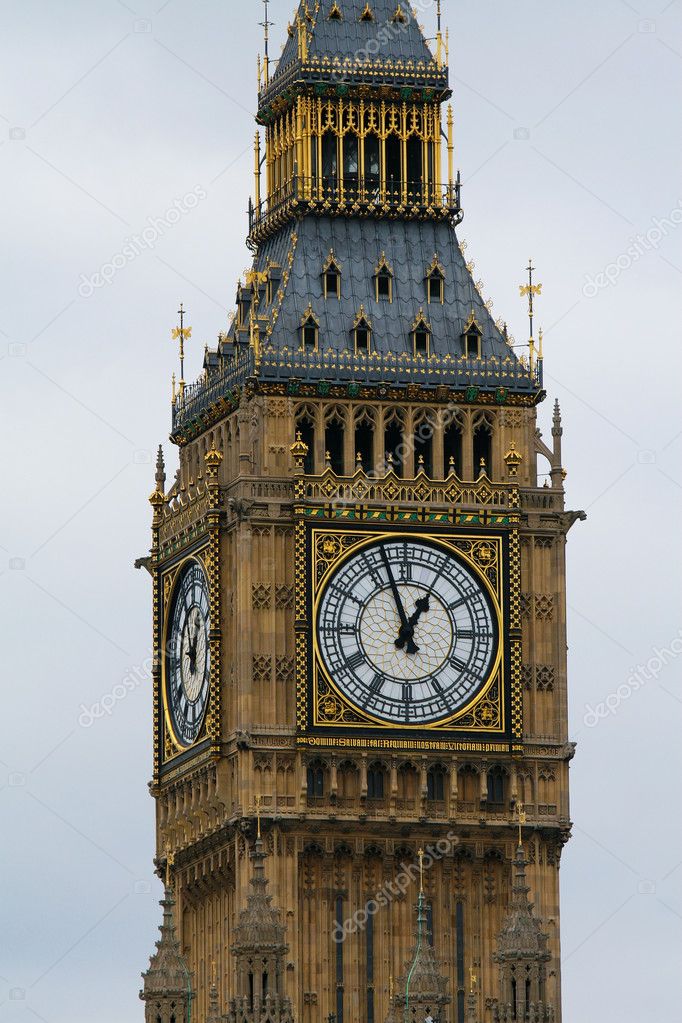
[316,537,499,726]
[165,560,211,747]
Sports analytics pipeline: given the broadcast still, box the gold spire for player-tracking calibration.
[447,104,454,198]
[171,303,191,400]
[519,259,543,345]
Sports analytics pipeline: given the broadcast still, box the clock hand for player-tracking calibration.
[396,595,430,651]
[379,545,421,654]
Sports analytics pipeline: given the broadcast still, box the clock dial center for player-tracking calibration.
[359,584,454,682]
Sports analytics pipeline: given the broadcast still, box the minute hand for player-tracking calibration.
[379,545,419,655]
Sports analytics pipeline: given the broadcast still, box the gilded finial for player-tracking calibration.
[418,847,424,893]
[504,441,523,478]
[519,259,543,347]
[165,845,175,888]
[290,431,309,468]
[171,303,191,400]
[516,801,527,847]
[155,445,166,493]
[469,967,477,993]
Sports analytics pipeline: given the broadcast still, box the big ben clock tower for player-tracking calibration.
[140,5,583,1023]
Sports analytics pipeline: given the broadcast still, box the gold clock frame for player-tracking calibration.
[160,551,213,755]
[297,523,517,738]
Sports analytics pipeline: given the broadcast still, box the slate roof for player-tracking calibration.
[258,0,449,116]
[276,0,436,76]
[243,214,513,361]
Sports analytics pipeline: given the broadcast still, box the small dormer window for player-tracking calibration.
[415,328,429,355]
[360,3,374,21]
[377,270,391,300]
[411,310,431,357]
[392,4,407,23]
[462,310,483,358]
[426,255,445,304]
[301,305,319,351]
[329,1,342,19]
[325,267,340,299]
[354,306,372,354]
[322,250,342,299]
[374,253,394,302]
[428,269,444,303]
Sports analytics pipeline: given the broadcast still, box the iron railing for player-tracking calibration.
[248,173,461,243]
[173,346,542,433]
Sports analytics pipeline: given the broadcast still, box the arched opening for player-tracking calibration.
[322,133,338,198]
[413,416,433,477]
[384,415,404,477]
[306,760,326,800]
[458,765,478,811]
[376,267,392,300]
[412,317,431,356]
[365,134,380,195]
[406,136,422,197]
[385,135,401,198]
[343,133,359,198]
[325,412,345,475]
[427,269,444,304]
[301,314,319,351]
[464,325,482,358]
[337,761,358,805]
[427,764,446,802]
[444,419,463,477]
[397,762,418,808]
[324,263,341,300]
[473,420,492,477]
[367,762,386,800]
[354,316,371,354]
[486,766,507,808]
[296,412,315,475]
[354,411,374,473]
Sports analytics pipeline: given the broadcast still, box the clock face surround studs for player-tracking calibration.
[315,536,500,727]
[164,559,211,748]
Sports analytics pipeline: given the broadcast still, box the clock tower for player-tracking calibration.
[142,4,583,1023]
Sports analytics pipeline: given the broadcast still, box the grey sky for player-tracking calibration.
[1,1,681,1020]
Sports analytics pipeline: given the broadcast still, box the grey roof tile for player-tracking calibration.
[252,215,516,363]
[275,0,437,80]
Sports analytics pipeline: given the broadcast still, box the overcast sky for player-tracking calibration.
[1,1,681,1021]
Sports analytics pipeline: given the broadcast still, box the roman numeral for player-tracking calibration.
[347,651,365,671]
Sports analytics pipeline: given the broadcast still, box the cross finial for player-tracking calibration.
[171,303,192,399]
[519,259,543,346]
[259,0,274,87]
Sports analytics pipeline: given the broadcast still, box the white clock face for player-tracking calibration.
[317,538,498,726]
[166,561,211,747]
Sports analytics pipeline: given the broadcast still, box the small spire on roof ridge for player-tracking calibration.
[155,445,166,492]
